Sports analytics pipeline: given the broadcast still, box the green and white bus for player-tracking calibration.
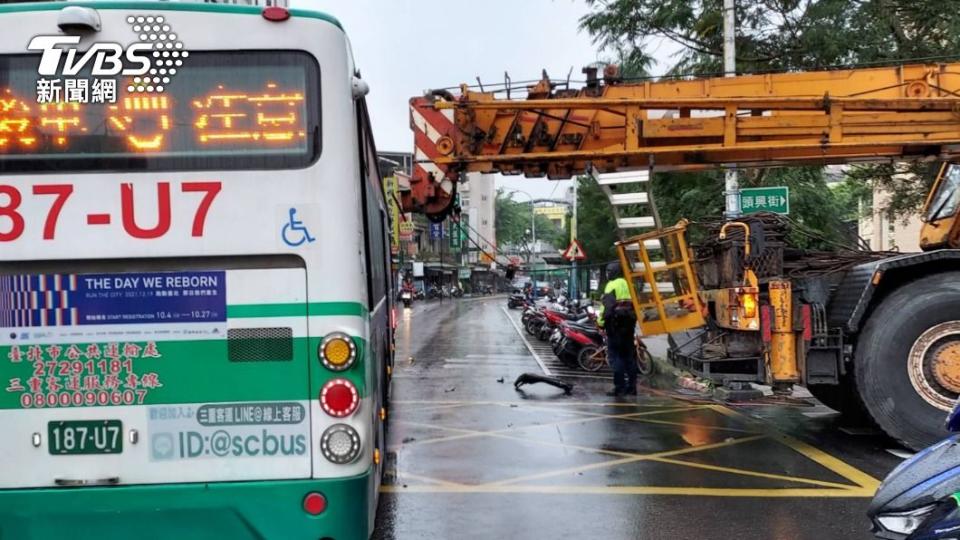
[0,2,393,538]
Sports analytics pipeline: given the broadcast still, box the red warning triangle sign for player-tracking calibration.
[562,239,587,261]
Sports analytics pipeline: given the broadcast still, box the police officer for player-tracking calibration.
[598,261,638,396]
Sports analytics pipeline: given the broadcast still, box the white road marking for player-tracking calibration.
[500,305,551,376]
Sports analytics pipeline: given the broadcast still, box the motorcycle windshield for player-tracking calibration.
[948,401,960,432]
[870,434,960,516]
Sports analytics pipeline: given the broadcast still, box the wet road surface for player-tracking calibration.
[374,297,902,540]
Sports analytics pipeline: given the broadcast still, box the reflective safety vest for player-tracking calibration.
[597,277,631,327]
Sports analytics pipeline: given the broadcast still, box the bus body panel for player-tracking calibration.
[0,5,388,530]
[0,472,375,540]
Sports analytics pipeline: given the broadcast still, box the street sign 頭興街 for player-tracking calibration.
[740,186,789,215]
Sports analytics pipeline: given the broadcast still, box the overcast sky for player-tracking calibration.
[293,0,674,199]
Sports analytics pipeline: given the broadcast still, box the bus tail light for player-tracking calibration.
[320,379,359,418]
[320,424,362,464]
[319,333,357,371]
[262,6,290,21]
[303,492,327,515]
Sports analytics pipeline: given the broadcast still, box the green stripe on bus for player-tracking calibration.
[0,336,367,410]
[226,302,368,319]
[0,1,344,30]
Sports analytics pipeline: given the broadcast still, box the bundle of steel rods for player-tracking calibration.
[690,212,897,279]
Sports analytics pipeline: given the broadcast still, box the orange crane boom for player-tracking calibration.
[403,62,960,452]
[403,63,960,216]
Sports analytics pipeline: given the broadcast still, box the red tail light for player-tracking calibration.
[320,379,359,418]
[262,6,291,21]
[303,492,327,515]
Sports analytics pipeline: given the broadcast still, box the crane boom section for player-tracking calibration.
[421,63,960,179]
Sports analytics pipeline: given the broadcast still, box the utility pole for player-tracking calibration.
[528,200,536,272]
[569,178,579,301]
[723,0,740,219]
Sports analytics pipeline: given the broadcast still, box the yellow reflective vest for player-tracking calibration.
[597,277,630,327]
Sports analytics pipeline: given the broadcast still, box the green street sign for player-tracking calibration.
[449,218,467,249]
[449,222,460,249]
[740,186,789,215]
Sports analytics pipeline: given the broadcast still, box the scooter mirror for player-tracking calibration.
[946,399,960,432]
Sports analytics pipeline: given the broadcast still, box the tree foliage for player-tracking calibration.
[581,0,960,76]
[649,167,862,249]
[494,190,568,254]
[574,175,620,262]
[580,0,960,221]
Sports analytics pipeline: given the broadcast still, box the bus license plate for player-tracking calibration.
[48,420,123,455]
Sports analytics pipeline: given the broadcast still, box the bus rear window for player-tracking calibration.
[0,50,320,172]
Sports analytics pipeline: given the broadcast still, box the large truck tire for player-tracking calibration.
[855,273,960,450]
[807,376,869,423]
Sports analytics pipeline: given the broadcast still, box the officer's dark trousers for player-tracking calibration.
[608,338,637,393]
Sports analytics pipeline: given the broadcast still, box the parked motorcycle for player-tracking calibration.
[556,320,603,368]
[555,319,602,367]
[508,291,526,309]
[868,402,960,539]
[525,309,547,337]
[522,299,590,342]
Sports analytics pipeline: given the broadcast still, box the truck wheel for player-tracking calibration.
[807,376,867,422]
[856,273,960,450]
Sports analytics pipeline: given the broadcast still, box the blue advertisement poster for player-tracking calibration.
[0,271,226,328]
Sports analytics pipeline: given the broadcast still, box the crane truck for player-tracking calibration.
[401,62,960,450]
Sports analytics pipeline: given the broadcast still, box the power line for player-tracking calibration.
[455,218,513,268]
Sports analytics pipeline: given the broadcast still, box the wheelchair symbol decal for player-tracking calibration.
[281,207,316,247]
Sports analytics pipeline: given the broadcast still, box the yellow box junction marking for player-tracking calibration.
[384,400,880,497]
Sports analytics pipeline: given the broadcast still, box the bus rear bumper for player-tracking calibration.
[0,469,376,540]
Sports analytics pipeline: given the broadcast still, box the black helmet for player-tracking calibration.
[606,261,622,279]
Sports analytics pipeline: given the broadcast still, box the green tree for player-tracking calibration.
[494,189,528,247]
[574,175,620,262]
[581,0,960,76]
[495,190,569,255]
[651,167,864,249]
[580,0,960,221]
